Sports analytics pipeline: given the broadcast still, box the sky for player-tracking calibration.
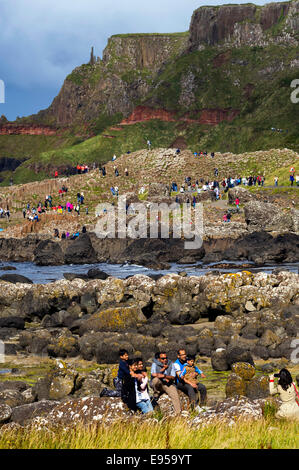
[0,0,276,121]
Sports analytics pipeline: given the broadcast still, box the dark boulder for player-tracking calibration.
[10,400,60,425]
[226,345,255,368]
[0,317,25,329]
[64,233,98,264]
[34,239,65,266]
[0,274,33,284]
[0,328,20,341]
[80,292,98,314]
[94,337,134,364]
[87,268,109,280]
[211,349,229,371]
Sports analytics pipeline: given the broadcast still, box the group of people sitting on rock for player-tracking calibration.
[99,350,299,420]
[53,225,87,240]
[100,348,207,415]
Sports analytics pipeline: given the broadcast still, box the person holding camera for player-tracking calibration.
[269,368,299,420]
[150,352,181,415]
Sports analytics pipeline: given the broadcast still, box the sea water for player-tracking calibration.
[0,260,298,284]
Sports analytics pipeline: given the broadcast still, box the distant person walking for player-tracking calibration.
[290,174,295,186]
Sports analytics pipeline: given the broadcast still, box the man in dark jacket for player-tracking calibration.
[150,352,181,415]
[121,359,138,412]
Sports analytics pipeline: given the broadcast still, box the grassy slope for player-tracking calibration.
[0,133,84,186]
[7,121,179,184]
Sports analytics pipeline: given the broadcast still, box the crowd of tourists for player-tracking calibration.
[22,186,89,224]
[0,206,10,221]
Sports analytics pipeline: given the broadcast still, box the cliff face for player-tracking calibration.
[189,1,298,48]
[42,33,189,126]
[120,105,239,126]
[102,34,189,73]
[16,0,298,155]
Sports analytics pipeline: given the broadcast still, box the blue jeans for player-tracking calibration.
[136,399,154,414]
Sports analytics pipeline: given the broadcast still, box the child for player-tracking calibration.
[179,355,206,389]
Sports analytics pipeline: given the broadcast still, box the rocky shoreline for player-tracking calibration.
[0,229,299,269]
[0,271,298,363]
[0,270,298,430]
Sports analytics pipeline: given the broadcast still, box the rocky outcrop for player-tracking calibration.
[0,157,23,172]
[228,187,254,205]
[120,105,240,126]
[22,1,297,130]
[1,227,299,266]
[0,271,298,362]
[42,33,189,126]
[189,2,298,49]
[0,124,60,136]
[244,200,295,232]
[225,362,269,399]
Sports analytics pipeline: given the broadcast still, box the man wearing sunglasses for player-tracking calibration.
[150,351,181,415]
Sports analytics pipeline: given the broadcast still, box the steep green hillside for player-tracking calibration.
[1,1,298,186]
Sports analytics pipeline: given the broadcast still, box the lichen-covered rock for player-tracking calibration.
[47,330,79,358]
[79,306,147,333]
[231,362,255,381]
[21,388,37,405]
[244,200,294,232]
[73,376,104,398]
[10,400,60,425]
[245,376,269,399]
[95,278,125,305]
[258,329,282,348]
[49,374,76,400]
[32,397,131,427]
[0,390,25,408]
[0,404,12,424]
[191,396,264,426]
[32,364,78,401]
[225,373,246,398]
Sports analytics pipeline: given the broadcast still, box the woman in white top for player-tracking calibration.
[269,368,299,420]
[134,359,154,414]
